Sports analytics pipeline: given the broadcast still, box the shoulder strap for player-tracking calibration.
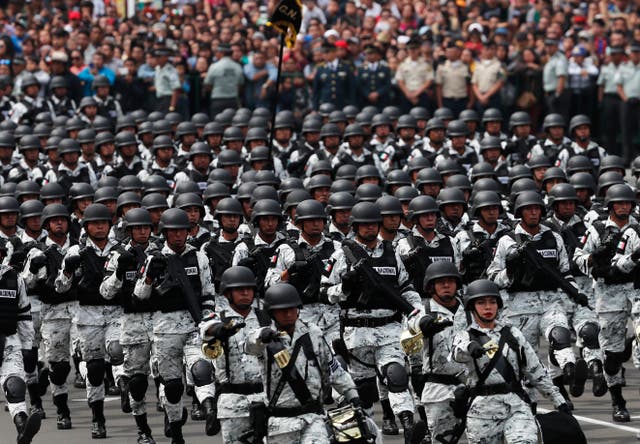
[255,308,272,327]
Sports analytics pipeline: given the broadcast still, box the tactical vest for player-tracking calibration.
[592,221,635,284]
[336,151,375,170]
[0,268,20,335]
[154,249,203,312]
[540,140,569,164]
[148,167,176,188]
[565,145,602,168]
[77,248,112,305]
[342,240,400,310]
[243,237,287,297]
[441,146,478,171]
[287,145,313,177]
[18,98,43,126]
[507,137,536,166]
[416,147,438,166]
[37,245,77,304]
[188,169,209,192]
[204,238,237,290]
[544,218,586,277]
[97,97,118,120]
[48,98,75,118]
[407,234,455,297]
[56,167,91,192]
[462,228,508,283]
[8,164,47,185]
[110,161,144,179]
[118,246,156,313]
[507,231,560,292]
[288,240,335,304]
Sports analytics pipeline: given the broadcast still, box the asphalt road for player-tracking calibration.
[1,368,640,444]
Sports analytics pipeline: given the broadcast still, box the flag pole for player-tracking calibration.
[267,33,286,160]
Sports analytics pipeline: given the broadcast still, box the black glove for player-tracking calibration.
[591,245,610,262]
[419,314,454,337]
[64,255,81,274]
[557,403,572,415]
[505,248,523,276]
[341,269,360,294]
[29,255,47,274]
[468,340,485,359]
[116,250,137,280]
[211,320,246,340]
[259,328,279,344]
[350,397,361,408]
[631,249,640,262]
[146,255,167,281]
[401,248,420,271]
[573,292,590,308]
[462,247,483,261]
[238,256,256,269]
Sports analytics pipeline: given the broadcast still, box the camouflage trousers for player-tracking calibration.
[1,335,28,419]
[75,305,124,403]
[424,400,462,444]
[221,416,253,444]
[465,393,537,444]
[503,291,575,370]
[267,413,329,444]
[122,312,155,416]
[154,331,215,422]
[23,296,42,386]
[41,318,73,396]
[594,281,640,387]
[347,324,414,416]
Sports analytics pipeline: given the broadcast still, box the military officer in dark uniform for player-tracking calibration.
[358,45,391,111]
[312,42,356,110]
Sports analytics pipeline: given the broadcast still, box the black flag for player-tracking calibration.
[267,0,302,48]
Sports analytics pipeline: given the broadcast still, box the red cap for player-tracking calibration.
[573,15,586,24]
[335,40,348,49]
[69,11,81,20]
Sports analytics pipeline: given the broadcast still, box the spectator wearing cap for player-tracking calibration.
[471,40,506,113]
[357,44,391,111]
[77,51,116,97]
[568,46,599,123]
[435,41,472,117]
[204,43,244,117]
[153,47,181,114]
[312,41,356,110]
[617,42,640,162]
[542,38,569,121]
[243,51,277,109]
[395,38,434,113]
[597,46,625,155]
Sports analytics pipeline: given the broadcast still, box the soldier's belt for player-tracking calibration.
[423,373,460,385]
[219,382,264,395]
[341,313,402,328]
[269,400,324,417]
[470,383,516,397]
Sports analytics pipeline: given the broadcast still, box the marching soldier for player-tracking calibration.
[556,115,606,171]
[321,202,422,443]
[265,199,342,342]
[332,123,383,174]
[434,119,478,173]
[10,74,45,125]
[99,208,158,443]
[133,208,216,444]
[530,113,571,163]
[573,184,639,421]
[199,266,264,443]
[305,123,342,176]
[21,204,75,430]
[326,192,355,242]
[452,279,571,444]
[54,204,122,439]
[405,261,466,443]
[487,191,590,408]
[246,283,361,443]
[0,238,42,444]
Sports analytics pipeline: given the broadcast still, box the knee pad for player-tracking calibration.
[164,379,184,404]
[382,362,409,393]
[49,361,71,386]
[354,377,379,409]
[548,326,572,351]
[21,348,38,374]
[604,351,623,376]
[578,323,600,349]
[3,376,26,403]
[86,359,106,387]
[191,359,214,387]
[106,341,124,366]
[129,373,149,402]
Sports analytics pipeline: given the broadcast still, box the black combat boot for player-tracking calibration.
[26,383,45,418]
[134,413,156,444]
[89,400,107,439]
[398,410,414,444]
[381,399,399,435]
[202,397,220,436]
[53,394,72,429]
[610,384,630,422]
[118,376,131,413]
[568,358,588,397]
[14,411,41,444]
[190,393,205,420]
[590,360,607,397]
[169,421,185,444]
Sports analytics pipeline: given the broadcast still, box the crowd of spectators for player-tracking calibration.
[0,0,639,154]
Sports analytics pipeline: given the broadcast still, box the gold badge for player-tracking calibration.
[201,340,224,359]
[483,339,499,358]
[274,349,291,369]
